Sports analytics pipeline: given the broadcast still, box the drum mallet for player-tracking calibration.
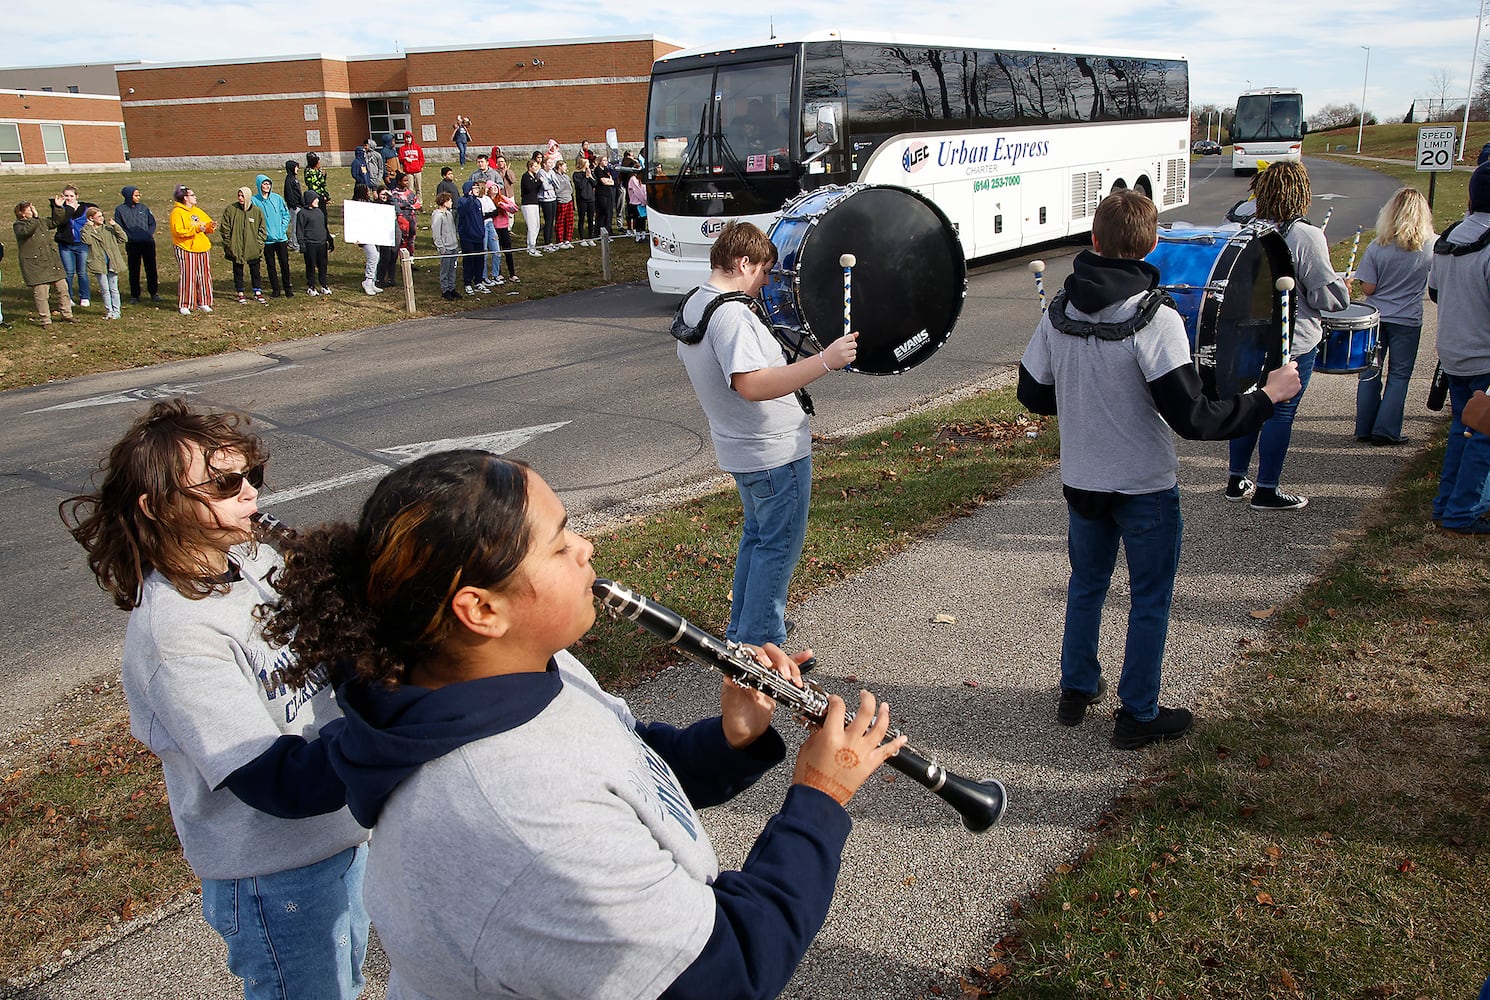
[1275,275,1295,365]
[1028,260,1048,312]
[839,253,855,342]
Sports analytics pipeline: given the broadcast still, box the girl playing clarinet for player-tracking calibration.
[263,449,904,1000]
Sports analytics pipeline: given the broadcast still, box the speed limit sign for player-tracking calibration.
[1417,126,1456,172]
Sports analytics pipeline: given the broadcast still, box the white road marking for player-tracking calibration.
[27,366,303,414]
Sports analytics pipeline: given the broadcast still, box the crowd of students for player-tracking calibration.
[6,135,649,325]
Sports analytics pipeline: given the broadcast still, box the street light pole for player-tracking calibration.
[1357,46,1371,154]
[1461,0,1487,160]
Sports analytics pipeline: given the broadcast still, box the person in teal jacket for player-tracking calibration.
[253,174,294,298]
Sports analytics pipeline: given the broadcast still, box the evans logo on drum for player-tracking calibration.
[902,144,931,173]
[700,220,726,239]
[893,330,931,362]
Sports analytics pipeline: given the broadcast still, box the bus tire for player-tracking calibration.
[1109,180,1127,194]
[1135,178,1153,200]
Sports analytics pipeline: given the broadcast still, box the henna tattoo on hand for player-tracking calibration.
[798,761,853,806]
[834,747,860,769]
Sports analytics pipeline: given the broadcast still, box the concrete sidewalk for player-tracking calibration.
[8,333,1447,999]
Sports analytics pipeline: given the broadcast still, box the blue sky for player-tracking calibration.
[7,0,1486,122]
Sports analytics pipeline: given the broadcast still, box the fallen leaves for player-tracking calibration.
[1250,606,1278,619]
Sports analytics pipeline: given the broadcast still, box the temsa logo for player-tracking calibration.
[902,144,930,172]
[701,220,726,238]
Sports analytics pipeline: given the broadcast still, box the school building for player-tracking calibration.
[116,35,682,171]
[0,89,127,173]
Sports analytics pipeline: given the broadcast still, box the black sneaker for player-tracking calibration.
[1111,706,1194,750]
[1056,676,1107,726]
[784,618,797,638]
[1250,488,1308,511]
[1224,476,1254,502]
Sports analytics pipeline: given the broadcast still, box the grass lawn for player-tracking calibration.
[0,163,648,391]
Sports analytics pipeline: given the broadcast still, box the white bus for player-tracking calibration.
[641,31,1191,294]
[1229,88,1305,174]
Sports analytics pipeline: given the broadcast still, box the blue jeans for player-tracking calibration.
[456,138,468,165]
[1230,346,1317,489]
[201,843,369,1000]
[59,243,91,301]
[1060,486,1182,722]
[484,221,501,280]
[1433,371,1490,528]
[1355,321,1421,442]
[728,454,811,648]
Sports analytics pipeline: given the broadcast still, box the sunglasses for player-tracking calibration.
[185,463,265,499]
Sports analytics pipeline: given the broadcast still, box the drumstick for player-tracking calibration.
[1319,206,1333,233]
[1028,260,1047,313]
[1275,276,1295,366]
[1345,225,1363,278]
[839,253,855,342]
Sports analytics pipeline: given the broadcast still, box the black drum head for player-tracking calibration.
[778,186,966,375]
[1200,228,1291,399]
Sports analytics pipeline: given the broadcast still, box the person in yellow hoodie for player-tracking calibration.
[170,184,215,315]
[81,206,128,320]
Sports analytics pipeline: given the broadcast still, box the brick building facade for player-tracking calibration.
[117,35,680,171]
[0,90,126,174]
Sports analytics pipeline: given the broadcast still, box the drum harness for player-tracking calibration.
[671,287,815,414]
[1046,288,1178,341]
[1432,220,1490,258]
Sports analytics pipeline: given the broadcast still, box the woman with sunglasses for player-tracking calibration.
[60,399,370,1000]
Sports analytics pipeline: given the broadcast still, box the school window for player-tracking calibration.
[367,99,410,140]
[67,85,79,93]
[40,123,67,164]
[0,123,22,163]
[120,124,129,159]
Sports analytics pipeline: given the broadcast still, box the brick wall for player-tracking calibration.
[116,37,679,170]
[0,90,126,173]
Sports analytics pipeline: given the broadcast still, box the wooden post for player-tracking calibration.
[599,227,612,282]
[400,249,415,314]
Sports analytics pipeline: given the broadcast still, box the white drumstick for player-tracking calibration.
[1345,225,1363,279]
[839,253,855,342]
[1028,259,1047,313]
[1319,206,1333,234]
[1275,276,1295,366]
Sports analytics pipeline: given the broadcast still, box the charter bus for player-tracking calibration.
[641,31,1191,294]
[1229,88,1305,174]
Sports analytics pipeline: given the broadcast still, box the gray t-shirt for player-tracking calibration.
[121,544,368,880]
[1281,220,1350,356]
[371,651,719,1000]
[677,284,811,474]
[1428,213,1490,377]
[1021,292,1194,494]
[1357,239,1433,325]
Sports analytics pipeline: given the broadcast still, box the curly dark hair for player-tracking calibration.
[59,398,269,610]
[1254,161,1311,225]
[264,450,532,689]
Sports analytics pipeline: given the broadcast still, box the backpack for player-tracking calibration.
[670,288,769,345]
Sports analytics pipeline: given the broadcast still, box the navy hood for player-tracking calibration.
[328,662,563,826]
[1062,250,1161,315]
[120,185,138,202]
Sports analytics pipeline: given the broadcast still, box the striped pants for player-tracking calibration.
[175,247,213,309]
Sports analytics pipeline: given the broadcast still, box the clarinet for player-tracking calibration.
[592,578,1008,833]
[250,510,293,547]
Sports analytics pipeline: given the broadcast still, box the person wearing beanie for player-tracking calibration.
[295,191,332,296]
[219,186,268,304]
[1426,162,1490,535]
[114,186,160,303]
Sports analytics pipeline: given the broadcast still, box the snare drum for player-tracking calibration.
[764,184,966,375]
[1315,304,1380,374]
[1144,224,1293,400]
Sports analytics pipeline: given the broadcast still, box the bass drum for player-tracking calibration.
[1145,224,1293,400]
[763,184,966,375]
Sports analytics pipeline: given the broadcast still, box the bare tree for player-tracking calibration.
[1428,68,1454,120]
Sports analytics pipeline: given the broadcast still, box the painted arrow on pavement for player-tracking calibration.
[262,422,570,506]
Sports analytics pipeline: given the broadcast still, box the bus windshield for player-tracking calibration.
[647,58,795,177]
[1232,93,1304,142]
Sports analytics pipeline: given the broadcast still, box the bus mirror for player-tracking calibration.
[815,105,839,147]
[1299,121,1308,136]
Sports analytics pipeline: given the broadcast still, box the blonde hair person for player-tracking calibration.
[1352,187,1437,445]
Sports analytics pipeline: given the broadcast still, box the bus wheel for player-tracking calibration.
[1135,178,1153,200]
[1109,180,1127,194]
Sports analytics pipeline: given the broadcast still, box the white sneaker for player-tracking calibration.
[465,285,475,294]
[308,287,319,296]
[374,284,385,293]
[491,275,505,285]
[363,279,377,295]
[474,283,490,294]
[179,306,192,315]
[80,298,90,307]
[528,249,542,257]
[320,287,331,296]
[199,304,213,313]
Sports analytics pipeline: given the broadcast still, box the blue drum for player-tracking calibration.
[1315,304,1380,374]
[764,184,965,375]
[1144,224,1293,400]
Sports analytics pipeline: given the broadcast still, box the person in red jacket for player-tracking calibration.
[397,134,426,202]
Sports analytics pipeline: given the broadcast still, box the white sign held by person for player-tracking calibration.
[344,200,397,247]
